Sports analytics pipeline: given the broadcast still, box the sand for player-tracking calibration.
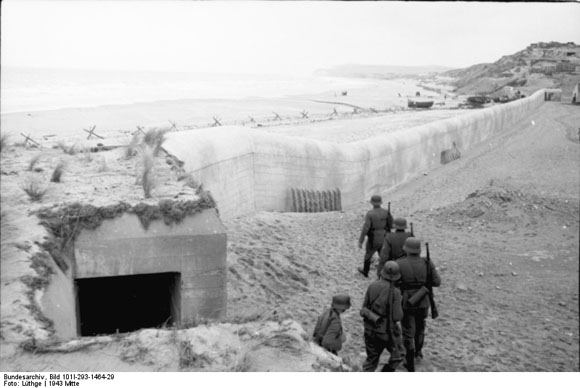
[0,85,578,372]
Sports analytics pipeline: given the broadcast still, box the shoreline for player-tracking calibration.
[1,78,453,144]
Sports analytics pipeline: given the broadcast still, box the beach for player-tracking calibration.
[1,69,458,145]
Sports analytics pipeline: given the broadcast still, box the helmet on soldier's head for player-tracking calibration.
[403,237,421,254]
[370,195,382,205]
[332,294,351,310]
[381,261,401,281]
[393,218,407,230]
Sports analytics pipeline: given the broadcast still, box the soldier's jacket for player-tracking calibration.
[314,308,345,352]
[362,279,403,334]
[377,231,413,276]
[396,255,441,309]
[359,207,393,249]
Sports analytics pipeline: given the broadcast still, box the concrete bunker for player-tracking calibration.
[39,202,227,339]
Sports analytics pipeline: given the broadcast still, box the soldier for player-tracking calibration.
[358,195,393,277]
[312,294,351,355]
[376,217,413,278]
[360,261,405,372]
[396,237,441,372]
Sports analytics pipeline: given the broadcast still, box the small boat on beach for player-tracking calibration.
[407,99,434,108]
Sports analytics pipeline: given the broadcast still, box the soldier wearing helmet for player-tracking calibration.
[360,261,405,372]
[357,195,393,277]
[377,217,413,278]
[312,294,351,355]
[396,237,441,372]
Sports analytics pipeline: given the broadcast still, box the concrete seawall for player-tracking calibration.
[164,90,547,220]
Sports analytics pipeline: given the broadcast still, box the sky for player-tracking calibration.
[1,1,580,75]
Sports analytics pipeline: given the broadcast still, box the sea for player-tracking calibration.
[1,66,384,114]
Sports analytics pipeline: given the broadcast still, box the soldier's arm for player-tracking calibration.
[392,288,403,322]
[429,261,442,287]
[359,213,372,244]
[362,288,371,309]
[321,314,343,352]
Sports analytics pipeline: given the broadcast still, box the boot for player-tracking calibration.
[404,349,415,372]
[380,364,396,372]
[415,334,424,359]
[357,267,368,278]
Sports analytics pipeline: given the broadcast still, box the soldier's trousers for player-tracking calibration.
[362,326,404,372]
[401,308,429,353]
[362,243,382,275]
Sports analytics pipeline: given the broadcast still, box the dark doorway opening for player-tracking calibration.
[76,272,181,336]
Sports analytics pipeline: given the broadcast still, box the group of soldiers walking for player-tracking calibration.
[313,195,441,372]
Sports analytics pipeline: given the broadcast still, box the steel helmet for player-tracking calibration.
[403,237,421,254]
[393,217,407,230]
[381,261,401,281]
[332,294,351,309]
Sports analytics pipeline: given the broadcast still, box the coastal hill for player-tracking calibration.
[442,41,580,96]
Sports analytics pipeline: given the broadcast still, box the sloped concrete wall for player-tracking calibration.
[71,208,227,333]
[164,90,546,220]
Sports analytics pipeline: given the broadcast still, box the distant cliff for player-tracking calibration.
[442,42,580,96]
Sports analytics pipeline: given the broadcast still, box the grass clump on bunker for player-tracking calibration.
[35,193,217,272]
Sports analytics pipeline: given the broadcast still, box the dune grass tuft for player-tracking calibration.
[143,128,169,156]
[27,154,42,171]
[140,145,155,198]
[0,133,9,153]
[97,156,108,172]
[50,160,66,183]
[125,132,142,159]
[20,179,48,202]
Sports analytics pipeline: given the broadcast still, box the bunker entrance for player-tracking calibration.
[76,272,181,336]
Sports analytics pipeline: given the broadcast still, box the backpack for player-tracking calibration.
[312,309,333,345]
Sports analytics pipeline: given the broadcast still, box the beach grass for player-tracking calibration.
[143,128,169,156]
[27,154,42,171]
[97,156,109,172]
[50,161,66,183]
[125,132,142,159]
[0,133,8,153]
[139,145,155,198]
[20,179,48,202]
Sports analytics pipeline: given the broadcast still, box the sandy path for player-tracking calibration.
[224,101,579,371]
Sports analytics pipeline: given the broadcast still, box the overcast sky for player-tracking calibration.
[2,1,579,75]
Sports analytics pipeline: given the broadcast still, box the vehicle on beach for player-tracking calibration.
[466,95,490,107]
[407,98,434,108]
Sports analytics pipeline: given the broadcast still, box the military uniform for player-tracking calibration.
[377,220,413,277]
[361,262,405,372]
[313,295,351,355]
[358,195,393,277]
[396,238,441,372]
